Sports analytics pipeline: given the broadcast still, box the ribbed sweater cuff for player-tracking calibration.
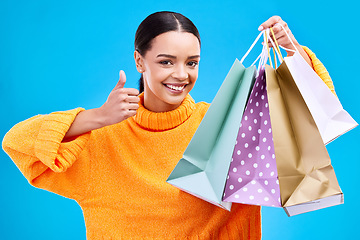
[301,46,336,95]
[34,108,90,172]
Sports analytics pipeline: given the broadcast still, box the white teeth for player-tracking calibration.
[166,84,185,91]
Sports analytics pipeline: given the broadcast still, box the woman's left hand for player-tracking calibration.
[258,16,312,66]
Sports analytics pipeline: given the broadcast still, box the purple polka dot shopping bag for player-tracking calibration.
[223,68,282,208]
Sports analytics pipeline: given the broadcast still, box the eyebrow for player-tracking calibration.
[156,54,200,59]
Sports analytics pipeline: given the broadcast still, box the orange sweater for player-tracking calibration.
[2,47,333,239]
[302,46,336,95]
[2,95,261,239]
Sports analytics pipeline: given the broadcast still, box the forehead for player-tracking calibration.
[146,31,200,57]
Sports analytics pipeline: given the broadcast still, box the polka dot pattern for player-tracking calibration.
[223,68,281,207]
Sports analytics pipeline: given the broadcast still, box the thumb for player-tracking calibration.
[114,70,126,89]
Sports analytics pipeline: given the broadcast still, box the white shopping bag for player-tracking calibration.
[274,25,358,144]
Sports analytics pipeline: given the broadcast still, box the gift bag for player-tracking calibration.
[266,63,343,216]
[222,30,284,209]
[222,67,282,208]
[275,25,358,144]
[167,59,256,210]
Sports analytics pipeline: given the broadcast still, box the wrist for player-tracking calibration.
[64,108,106,139]
[90,107,108,129]
[285,41,300,56]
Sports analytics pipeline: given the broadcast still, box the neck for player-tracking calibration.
[143,91,181,113]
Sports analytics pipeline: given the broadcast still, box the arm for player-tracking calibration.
[2,108,91,199]
[64,70,140,139]
[2,70,140,199]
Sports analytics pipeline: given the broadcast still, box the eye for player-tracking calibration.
[187,61,199,67]
[159,60,173,66]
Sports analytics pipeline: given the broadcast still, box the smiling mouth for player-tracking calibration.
[164,84,187,92]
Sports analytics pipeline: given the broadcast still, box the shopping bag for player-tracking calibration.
[222,30,285,209]
[275,25,358,144]
[223,29,343,216]
[167,59,256,210]
[266,63,343,216]
[222,67,282,208]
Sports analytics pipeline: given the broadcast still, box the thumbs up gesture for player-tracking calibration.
[99,70,140,126]
[64,70,140,139]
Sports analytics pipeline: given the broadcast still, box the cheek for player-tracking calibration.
[149,67,172,83]
[189,70,199,83]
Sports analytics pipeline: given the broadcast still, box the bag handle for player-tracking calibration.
[275,23,298,53]
[240,31,264,64]
[240,29,274,70]
[264,26,298,69]
[240,24,293,69]
[260,27,282,69]
[264,29,275,68]
[269,27,284,63]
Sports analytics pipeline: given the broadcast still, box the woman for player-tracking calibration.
[2,11,334,239]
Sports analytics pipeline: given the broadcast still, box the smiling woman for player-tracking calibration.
[2,11,335,240]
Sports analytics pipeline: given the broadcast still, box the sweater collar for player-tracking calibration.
[133,93,195,131]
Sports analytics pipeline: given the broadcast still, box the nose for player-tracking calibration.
[172,64,189,80]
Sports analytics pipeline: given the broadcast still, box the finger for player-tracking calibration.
[119,88,140,96]
[269,27,286,43]
[114,70,127,89]
[275,35,297,50]
[126,95,140,104]
[267,36,289,50]
[267,22,292,45]
[271,20,288,32]
[265,41,274,49]
[128,103,140,111]
[258,16,282,31]
[123,109,138,119]
[262,40,274,49]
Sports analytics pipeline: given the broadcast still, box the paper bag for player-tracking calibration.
[282,51,358,144]
[222,67,281,207]
[266,64,343,216]
[167,59,256,210]
[271,24,357,144]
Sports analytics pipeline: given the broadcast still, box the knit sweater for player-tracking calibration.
[2,47,333,239]
[3,95,261,239]
[302,46,335,95]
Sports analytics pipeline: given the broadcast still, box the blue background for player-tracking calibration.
[1,0,359,239]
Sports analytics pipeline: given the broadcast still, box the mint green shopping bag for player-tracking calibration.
[167,59,256,210]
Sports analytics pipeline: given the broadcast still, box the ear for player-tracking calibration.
[134,50,145,73]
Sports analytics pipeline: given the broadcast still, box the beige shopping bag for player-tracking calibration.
[266,64,343,216]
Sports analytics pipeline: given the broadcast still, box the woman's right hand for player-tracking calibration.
[64,70,140,139]
[98,70,140,126]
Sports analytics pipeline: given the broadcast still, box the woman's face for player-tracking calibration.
[135,31,200,112]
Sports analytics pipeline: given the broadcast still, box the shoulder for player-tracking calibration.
[195,101,210,110]
[194,101,210,119]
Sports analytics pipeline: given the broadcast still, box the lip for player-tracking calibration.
[163,83,188,93]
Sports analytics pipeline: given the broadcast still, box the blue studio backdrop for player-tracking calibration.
[1,0,359,239]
